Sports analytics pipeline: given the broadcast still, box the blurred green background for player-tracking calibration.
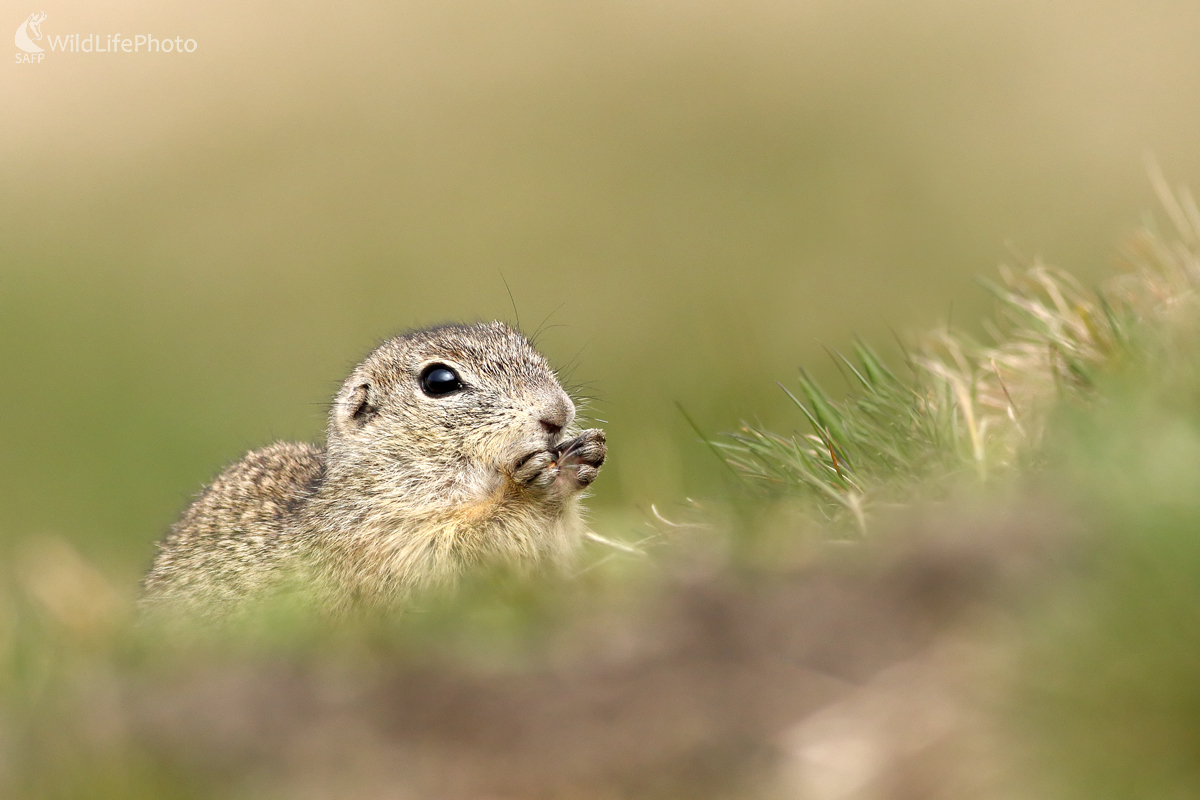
[5,0,1200,584]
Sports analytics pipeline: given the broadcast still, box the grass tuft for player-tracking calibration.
[717,183,1200,530]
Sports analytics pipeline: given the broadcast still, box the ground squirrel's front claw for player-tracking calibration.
[511,450,559,489]
[553,428,606,493]
[557,428,606,468]
[573,464,600,487]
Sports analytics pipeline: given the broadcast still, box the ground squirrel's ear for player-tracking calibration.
[344,382,378,427]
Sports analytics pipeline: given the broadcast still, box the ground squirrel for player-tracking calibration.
[140,322,606,621]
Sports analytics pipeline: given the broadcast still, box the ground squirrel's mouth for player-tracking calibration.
[509,434,571,474]
[552,436,581,462]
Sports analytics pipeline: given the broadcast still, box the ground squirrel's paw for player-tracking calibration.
[511,449,560,490]
[510,429,606,497]
[554,428,607,492]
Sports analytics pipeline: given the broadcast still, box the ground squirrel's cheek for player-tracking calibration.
[465,429,521,473]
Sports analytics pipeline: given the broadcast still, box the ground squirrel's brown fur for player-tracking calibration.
[140,322,606,621]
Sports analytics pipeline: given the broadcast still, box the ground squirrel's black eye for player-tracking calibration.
[420,363,464,397]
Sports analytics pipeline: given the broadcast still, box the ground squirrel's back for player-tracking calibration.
[141,321,606,621]
[141,443,325,618]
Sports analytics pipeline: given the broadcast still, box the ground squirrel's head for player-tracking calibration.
[323,321,577,501]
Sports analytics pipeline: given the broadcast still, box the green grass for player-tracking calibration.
[696,179,1200,798]
[714,181,1200,533]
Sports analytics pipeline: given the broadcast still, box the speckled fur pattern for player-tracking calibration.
[140,322,606,621]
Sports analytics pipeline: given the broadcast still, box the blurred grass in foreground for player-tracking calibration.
[5,185,1200,797]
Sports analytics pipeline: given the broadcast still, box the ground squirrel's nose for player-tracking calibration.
[539,396,573,437]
